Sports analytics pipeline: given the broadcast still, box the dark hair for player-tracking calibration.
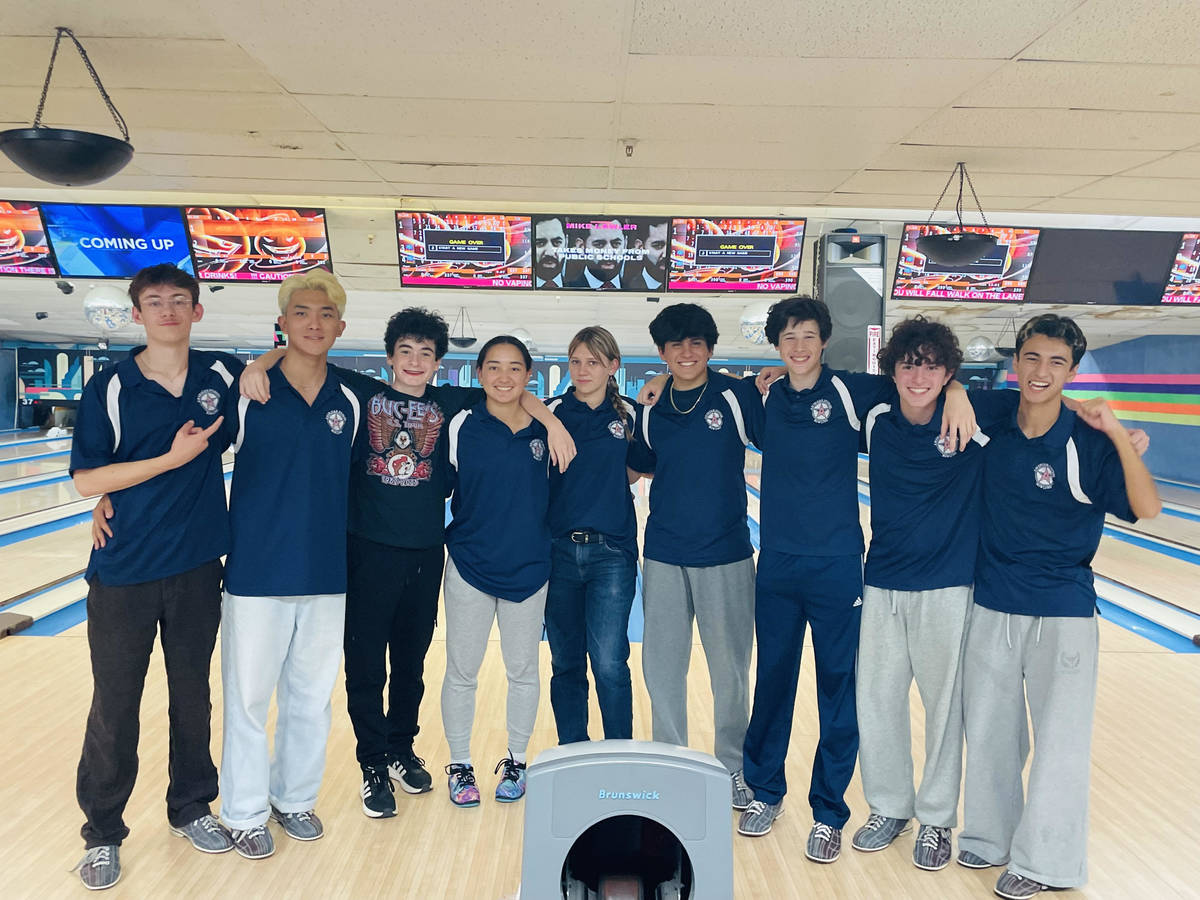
[476,335,533,371]
[764,295,831,346]
[383,307,449,359]
[1015,314,1087,366]
[128,263,199,309]
[648,303,718,350]
[877,315,963,377]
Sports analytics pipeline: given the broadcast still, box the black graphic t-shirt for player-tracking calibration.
[335,366,481,549]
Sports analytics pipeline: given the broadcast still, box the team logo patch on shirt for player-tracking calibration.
[704,409,723,430]
[811,398,832,424]
[934,434,957,458]
[530,438,546,461]
[326,409,347,435]
[196,388,220,415]
[608,419,626,439]
[1034,462,1055,490]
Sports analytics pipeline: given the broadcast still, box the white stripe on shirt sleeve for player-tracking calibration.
[721,388,750,446]
[340,384,361,441]
[231,396,250,454]
[1065,437,1093,505]
[546,398,564,414]
[830,375,861,431]
[209,359,234,388]
[448,409,471,470]
[105,373,123,454]
[640,403,652,450]
[863,402,891,452]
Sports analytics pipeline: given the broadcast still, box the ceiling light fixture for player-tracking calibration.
[916,162,997,267]
[0,27,134,186]
[448,306,476,349]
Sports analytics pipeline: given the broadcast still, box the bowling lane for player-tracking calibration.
[0,431,72,449]
[0,441,71,463]
[0,457,71,483]
[0,478,84,521]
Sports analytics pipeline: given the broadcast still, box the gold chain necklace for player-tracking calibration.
[669,379,708,414]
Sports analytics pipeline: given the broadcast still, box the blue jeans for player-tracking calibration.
[545,536,637,744]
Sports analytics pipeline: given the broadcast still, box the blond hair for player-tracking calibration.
[277,270,347,316]
[568,325,631,440]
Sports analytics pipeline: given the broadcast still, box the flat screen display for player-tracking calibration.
[1023,228,1180,305]
[891,224,1041,302]
[532,214,670,291]
[398,212,531,289]
[0,201,57,276]
[668,217,806,292]
[1161,233,1200,304]
[186,207,332,282]
[40,204,193,278]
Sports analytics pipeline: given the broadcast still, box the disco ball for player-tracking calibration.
[738,300,772,345]
[82,284,134,331]
[964,335,998,362]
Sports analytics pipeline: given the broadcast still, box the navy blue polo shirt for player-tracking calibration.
[627,369,761,567]
[71,347,242,586]
[752,366,893,557]
[445,402,551,601]
[975,404,1137,617]
[335,365,482,550]
[863,390,1018,591]
[223,361,360,596]
[546,389,638,559]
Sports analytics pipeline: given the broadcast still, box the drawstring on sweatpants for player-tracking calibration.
[1035,616,1043,645]
[1005,613,1012,649]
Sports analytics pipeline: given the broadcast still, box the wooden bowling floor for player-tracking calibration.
[1,610,1198,899]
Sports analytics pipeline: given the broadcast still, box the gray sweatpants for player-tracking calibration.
[641,557,756,774]
[856,584,972,828]
[959,605,1098,888]
[440,557,548,762]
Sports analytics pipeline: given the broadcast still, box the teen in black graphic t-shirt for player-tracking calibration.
[240,308,572,819]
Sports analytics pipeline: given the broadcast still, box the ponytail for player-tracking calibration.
[605,375,633,441]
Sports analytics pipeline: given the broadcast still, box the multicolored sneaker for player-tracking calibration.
[446,763,481,807]
[494,755,527,802]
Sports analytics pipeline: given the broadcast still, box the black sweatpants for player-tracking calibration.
[344,534,444,768]
[77,559,223,848]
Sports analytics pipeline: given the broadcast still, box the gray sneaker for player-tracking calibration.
[994,869,1049,900]
[230,824,275,860]
[851,813,911,852]
[957,849,998,869]
[737,799,784,837]
[73,846,120,891]
[731,770,754,810]
[913,824,952,871]
[805,822,842,863]
[170,814,234,854]
[270,806,324,841]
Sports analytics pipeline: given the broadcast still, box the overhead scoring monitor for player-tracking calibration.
[669,217,806,292]
[891,224,1041,302]
[398,212,532,289]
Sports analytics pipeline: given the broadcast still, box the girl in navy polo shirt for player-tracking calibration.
[544,326,638,744]
[442,336,551,806]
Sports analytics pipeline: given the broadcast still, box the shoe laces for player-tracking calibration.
[76,846,112,871]
[236,824,267,840]
[446,764,476,785]
[364,767,390,789]
[290,811,314,824]
[732,770,748,793]
[918,825,943,850]
[197,816,223,835]
[744,800,767,816]
[863,813,889,832]
[397,751,426,768]
[812,822,835,841]
[494,756,525,782]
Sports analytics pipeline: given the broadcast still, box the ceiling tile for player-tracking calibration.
[866,144,1168,175]
[374,162,609,189]
[338,134,611,167]
[835,169,1101,196]
[1121,152,1200,179]
[1022,0,1200,65]
[1063,176,1200,202]
[620,103,930,143]
[612,167,852,192]
[904,108,1200,151]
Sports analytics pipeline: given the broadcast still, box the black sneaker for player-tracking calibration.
[389,749,433,794]
[361,764,396,818]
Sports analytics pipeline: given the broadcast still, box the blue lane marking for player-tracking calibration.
[0,427,38,435]
[1096,598,1199,654]
[1156,477,1200,495]
[1101,527,1200,567]
[1159,506,1200,524]
[1,434,73,448]
[2,576,85,611]
[0,510,95,547]
[0,473,73,496]
[0,449,70,467]
[22,597,87,636]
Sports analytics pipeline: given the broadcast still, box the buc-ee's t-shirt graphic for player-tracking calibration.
[366,393,444,485]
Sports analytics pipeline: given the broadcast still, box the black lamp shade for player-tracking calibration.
[0,127,133,186]
[916,231,998,267]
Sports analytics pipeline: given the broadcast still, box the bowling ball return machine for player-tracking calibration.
[519,741,733,900]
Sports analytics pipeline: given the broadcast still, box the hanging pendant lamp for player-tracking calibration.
[916,162,997,267]
[0,27,134,186]
[448,306,477,348]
